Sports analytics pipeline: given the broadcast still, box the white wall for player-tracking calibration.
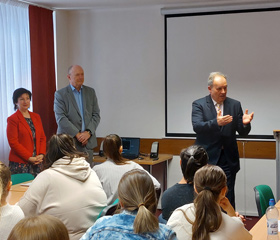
[55,7,166,138]
[54,6,276,215]
[236,158,276,216]
[54,10,70,90]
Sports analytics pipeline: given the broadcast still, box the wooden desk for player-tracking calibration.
[93,154,172,191]
[7,181,31,205]
[250,200,280,239]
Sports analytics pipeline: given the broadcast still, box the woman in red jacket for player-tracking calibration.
[7,88,46,177]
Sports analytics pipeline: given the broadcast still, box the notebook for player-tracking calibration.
[121,137,140,160]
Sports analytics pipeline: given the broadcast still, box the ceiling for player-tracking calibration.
[21,0,280,10]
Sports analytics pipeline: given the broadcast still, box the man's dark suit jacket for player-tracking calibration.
[192,94,251,173]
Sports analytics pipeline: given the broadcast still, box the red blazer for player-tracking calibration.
[7,110,47,164]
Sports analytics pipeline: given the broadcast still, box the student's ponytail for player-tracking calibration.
[103,134,126,165]
[134,200,158,233]
[118,169,159,234]
[191,165,227,240]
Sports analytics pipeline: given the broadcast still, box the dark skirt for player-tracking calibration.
[9,161,41,177]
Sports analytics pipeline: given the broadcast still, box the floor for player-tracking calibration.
[243,216,260,231]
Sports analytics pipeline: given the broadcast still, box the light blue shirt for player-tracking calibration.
[70,84,85,131]
[80,210,177,240]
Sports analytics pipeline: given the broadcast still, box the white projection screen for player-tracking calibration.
[165,8,280,139]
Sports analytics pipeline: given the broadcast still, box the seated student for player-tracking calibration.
[161,145,208,222]
[18,134,107,240]
[93,134,160,205]
[0,161,24,240]
[167,165,252,240]
[81,169,177,240]
[8,214,69,240]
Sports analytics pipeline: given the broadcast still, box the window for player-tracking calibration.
[0,1,31,165]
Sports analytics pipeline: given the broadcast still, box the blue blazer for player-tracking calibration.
[54,84,100,149]
[192,95,251,173]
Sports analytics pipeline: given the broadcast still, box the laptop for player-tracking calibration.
[121,137,140,160]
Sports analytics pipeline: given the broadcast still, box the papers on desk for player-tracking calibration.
[20,181,32,187]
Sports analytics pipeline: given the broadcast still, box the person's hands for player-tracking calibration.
[28,156,43,165]
[76,131,91,145]
[243,109,254,125]
[81,140,88,146]
[236,212,246,224]
[219,197,235,217]
[217,110,233,126]
[36,154,44,161]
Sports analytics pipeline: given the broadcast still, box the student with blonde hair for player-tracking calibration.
[0,161,24,240]
[167,165,252,240]
[7,214,69,240]
[81,169,177,239]
[93,134,160,205]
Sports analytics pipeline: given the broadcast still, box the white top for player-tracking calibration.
[18,157,107,240]
[167,203,252,240]
[0,204,24,240]
[93,158,161,205]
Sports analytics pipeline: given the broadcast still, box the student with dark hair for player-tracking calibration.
[161,145,208,221]
[18,134,107,240]
[8,214,69,240]
[167,165,252,240]
[93,134,160,205]
[0,161,24,240]
[81,169,177,240]
[7,88,46,176]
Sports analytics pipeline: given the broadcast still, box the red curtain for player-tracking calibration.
[29,6,57,141]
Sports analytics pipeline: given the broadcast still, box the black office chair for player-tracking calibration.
[156,188,161,202]
[254,184,275,218]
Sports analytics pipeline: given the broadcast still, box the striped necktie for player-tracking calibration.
[216,103,221,112]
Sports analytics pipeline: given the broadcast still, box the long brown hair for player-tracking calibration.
[103,134,127,165]
[192,165,227,240]
[8,214,69,240]
[118,169,159,233]
[44,134,88,169]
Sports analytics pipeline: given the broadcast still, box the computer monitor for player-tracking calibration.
[121,137,140,160]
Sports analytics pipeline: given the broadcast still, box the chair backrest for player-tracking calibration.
[97,198,119,219]
[11,173,34,185]
[254,184,275,217]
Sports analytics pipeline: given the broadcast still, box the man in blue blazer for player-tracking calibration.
[54,65,100,167]
[192,72,254,208]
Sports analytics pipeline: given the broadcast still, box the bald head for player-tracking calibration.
[67,65,84,91]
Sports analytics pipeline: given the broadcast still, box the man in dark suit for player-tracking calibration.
[192,72,254,208]
[54,65,100,167]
